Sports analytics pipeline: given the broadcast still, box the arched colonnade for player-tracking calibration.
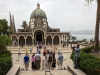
[11,33,68,46]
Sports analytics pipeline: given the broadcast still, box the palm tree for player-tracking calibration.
[71,36,77,43]
[86,0,100,53]
[21,21,28,32]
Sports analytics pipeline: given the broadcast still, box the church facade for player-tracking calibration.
[10,3,69,46]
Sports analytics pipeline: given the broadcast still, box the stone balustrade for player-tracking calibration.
[6,64,20,75]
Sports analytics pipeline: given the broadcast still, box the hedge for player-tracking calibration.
[0,51,12,75]
[70,52,100,75]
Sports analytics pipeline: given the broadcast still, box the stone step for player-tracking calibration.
[19,70,72,75]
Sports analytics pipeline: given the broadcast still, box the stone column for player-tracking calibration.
[52,39,53,46]
[59,38,61,46]
[45,39,46,46]
[25,38,26,47]
[32,39,34,46]
[17,38,19,47]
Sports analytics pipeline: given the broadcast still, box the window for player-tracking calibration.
[53,30,57,32]
[21,30,25,32]
[49,30,52,32]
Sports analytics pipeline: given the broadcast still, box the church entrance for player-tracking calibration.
[36,32,42,42]
[34,30,44,44]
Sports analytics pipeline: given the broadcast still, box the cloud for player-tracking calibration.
[0,0,97,31]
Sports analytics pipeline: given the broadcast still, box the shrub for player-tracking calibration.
[0,52,12,75]
[70,52,100,75]
[81,46,93,53]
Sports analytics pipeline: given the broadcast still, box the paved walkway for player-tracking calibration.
[8,45,85,75]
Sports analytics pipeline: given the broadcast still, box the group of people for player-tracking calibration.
[23,46,64,70]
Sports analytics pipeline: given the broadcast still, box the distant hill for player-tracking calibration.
[71,30,95,35]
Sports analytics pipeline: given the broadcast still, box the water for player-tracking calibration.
[72,34,95,41]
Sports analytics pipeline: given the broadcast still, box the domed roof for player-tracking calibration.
[30,3,47,18]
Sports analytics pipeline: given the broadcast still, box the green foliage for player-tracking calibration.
[70,52,100,75]
[71,36,77,42]
[0,52,12,75]
[0,35,12,54]
[21,20,28,29]
[81,46,93,53]
[0,19,10,35]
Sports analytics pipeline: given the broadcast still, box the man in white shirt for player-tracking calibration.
[18,48,21,58]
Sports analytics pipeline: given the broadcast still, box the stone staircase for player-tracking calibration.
[7,45,86,75]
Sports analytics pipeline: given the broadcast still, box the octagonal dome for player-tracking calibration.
[30,3,47,18]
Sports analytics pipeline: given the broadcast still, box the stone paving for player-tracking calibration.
[9,45,85,75]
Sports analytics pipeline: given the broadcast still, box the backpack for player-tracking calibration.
[48,53,52,62]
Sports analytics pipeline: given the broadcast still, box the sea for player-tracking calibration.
[71,34,96,41]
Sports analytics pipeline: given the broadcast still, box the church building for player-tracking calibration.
[10,3,69,46]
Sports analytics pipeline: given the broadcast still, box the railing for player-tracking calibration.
[6,64,20,75]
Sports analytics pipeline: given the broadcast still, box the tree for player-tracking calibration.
[0,19,12,36]
[0,19,8,35]
[86,0,100,53]
[71,36,77,43]
[21,20,28,32]
[0,35,12,54]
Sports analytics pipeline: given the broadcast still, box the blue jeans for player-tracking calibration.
[74,56,80,68]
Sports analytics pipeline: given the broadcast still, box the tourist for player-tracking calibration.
[43,55,48,70]
[72,46,75,53]
[57,53,63,70]
[18,48,21,58]
[31,53,36,70]
[43,48,46,56]
[52,50,56,69]
[52,59,56,69]
[36,44,39,50]
[24,54,30,70]
[66,42,69,48]
[21,42,23,48]
[26,48,28,54]
[73,44,80,69]
[61,41,63,45]
[47,51,53,70]
[35,52,41,70]
[53,51,55,60]
[30,47,33,54]
[57,50,60,56]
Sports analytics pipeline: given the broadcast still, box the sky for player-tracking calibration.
[0,0,97,32]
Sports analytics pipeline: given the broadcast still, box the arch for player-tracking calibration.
[11,35,17,40]
[53,35,59,45]
[61,34,68,41]
[19,36,25,46]
[53,34,60,39]
[18,35,26,39]
[26,35,32,39]
[46,35,52,45]
[46,34,52,39]
[33,29,45,39]
[26,36,32,46]
[34,30,45,44]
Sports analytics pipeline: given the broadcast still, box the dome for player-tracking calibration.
[30,3,47,18]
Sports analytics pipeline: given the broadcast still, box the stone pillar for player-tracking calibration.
[32,39,34,46]
[17,38,19,47]
[25,38,26,47]
[59,38,61,46]
[52,39,53,46]
[45,39,46,46]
